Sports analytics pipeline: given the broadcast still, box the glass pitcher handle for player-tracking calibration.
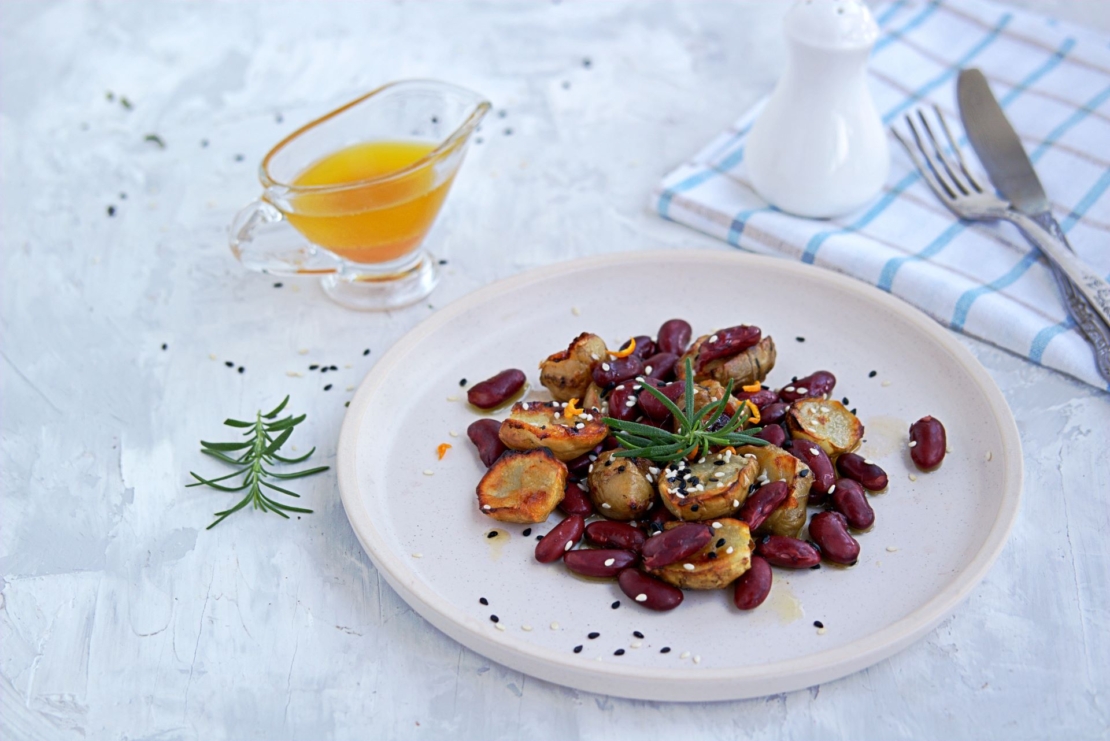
[228,200,342,276]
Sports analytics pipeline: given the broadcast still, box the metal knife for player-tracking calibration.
[957,68,1110,383]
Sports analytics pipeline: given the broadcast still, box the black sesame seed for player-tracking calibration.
[690,504,699,512]
[604,459,612,467]
[850,408,858,415]
[309,364,319,370]
[716,538,726,548]
[660,647,671,654]
[322,383,333,391]
[322,367,328,373]
[363,349,371,356]
[573,645,583,653]
[200,139,209,148]
[535,535,543,541]
[161,343,167,350]
[479,597,488,605]
[611,601,620,609]
[498,110,507,118]
[633,631,644,639]
[107,205,116,216]
[798,469,809,478]
[613,649,625,656]
[475,137,483,144]
[273,281,283,288]
[707,551,718,559]
[431,116,439,124]
[522,527,531,536]
[868,370,877,378]
[587,632,599,639]
[813,620,824,629]
[438,258,448,265]
[344,401,350,407]
[329,365,338,371]
[810,563,822,570]
[119,192,127,200]
[237,366,245,374]
[503,127,513,136]
[583,57,592,68]
[616,465,626,473]
[225,361,234,368]
[490,615,499,623]
[487,531,497,539]
[459,378,467,386]
[234,154,244,162]
[796,336,805,342]
[275,113,283,123]
[714,460,726,466]
[842,397,850,405]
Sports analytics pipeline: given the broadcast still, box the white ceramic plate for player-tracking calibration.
[337,250,1022,701]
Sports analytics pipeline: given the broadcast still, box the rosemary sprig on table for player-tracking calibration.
[187,396,328,529]
[603,358,767,462]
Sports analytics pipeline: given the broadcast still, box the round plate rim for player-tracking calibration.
[336,249,1023,701]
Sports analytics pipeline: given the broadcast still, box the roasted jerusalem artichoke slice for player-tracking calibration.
[786,399,863,460]
[498,401,608,461]
[539,332,609,402]
[677,335,776,386]
[649,518,754,589]
[658,451,759,521]
[586,450,656,520]
[476,448,567,523]
[735,444,812,538]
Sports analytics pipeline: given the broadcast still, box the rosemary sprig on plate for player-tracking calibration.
[603,358,767,462]
[187,396,328,529]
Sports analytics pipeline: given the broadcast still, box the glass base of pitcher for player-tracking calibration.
[319,251,439,311]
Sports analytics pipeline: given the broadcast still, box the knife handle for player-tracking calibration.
[1032,214,1110,384]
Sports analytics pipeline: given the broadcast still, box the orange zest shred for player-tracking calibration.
[564,398,583,419]
[436,443,452,460]
[744,399,761,425]
[610,337,637,358]
[741,382,762,393]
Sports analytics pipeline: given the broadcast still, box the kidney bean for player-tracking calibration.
[836,453,889,492]
[754,424,786,447]
[779,370,836,402]
[586,521,646,552]
[695,325,761,371]
[738,480,789,531]
[732,556,773,610]
[657,319,693,356]
[756,535,821,569]
[639,381,683,421]
[592,355,644,388]
[565,448,599,480]
[641,522,713,570]
[607,383,640,422]
[809,511,860,565]
[642,504,677,536]
[830,479,874,530]
[618,569,684,611]
[759,402,790,425]
[602,435,621,451]
[467,419,507,467]
[467,369,526,409]
[564,548,638,578]
[630,335,657,359]
[559,481,595,516]
[643,352,679,382]
[535,515,586,563]
[736,389,777,408]
[791,442,835,497]
[909,416,947,470]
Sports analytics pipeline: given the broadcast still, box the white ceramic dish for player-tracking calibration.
[337,250,1022,702]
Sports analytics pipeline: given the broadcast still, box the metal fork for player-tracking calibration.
[892,108,1110,331]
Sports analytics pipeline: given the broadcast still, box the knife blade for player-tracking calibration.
[957,68,1110,384]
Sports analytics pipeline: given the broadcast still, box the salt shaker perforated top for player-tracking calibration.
[745,0,889,218]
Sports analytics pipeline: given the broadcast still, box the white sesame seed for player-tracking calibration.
[816,627,827,635]
[446,395,459,402]
[646,474,654,483]
[908,440,918,448]
[625,399,637,407]
[645,366,653,375]
[572,307,581,316]
[521,402,529,410]
[986,450,993,461]
[684,473,693,480]
[908,473,917,481]
[601,503,612,509]
[577,482,588,491]
[298,349,309,355]
[709,334,719,343]
[588,464,594,473]
[726,546,734,554]
[412,552,423,558]
[631,641,642,649]
[615,385,625,391]
[785,386,795,393]
[881,380,892,387]
[714,471,726,478]
[732,499,740,507]
[591,353,599,360]
[696,484,704,491]
[635,594,648,602]
[602,363,611,371]
[449,430,459,438]
[554,412,561,419]
[946,445,953,454]
[522,624,532,631]
[604,558,615,567]
[886,546,899,552]
[633,384,642,390]
[683,563,695,571]
[828,484,836,494]
[564,541,574,551]
[495,623,506,632]
[820,406,829,413]
[649,466,660,475]
[286,371,304,378]
[863,459,875,465]
[810,447,820,456]
[698,457,706,464]
[680,651,691,659]
[576,422,585,429]
[550,622,560,630]
[712,522,722,529]
[796,387,808,394]
[423,469,434,476]
[482,505,492,510]
[693,655,701,664]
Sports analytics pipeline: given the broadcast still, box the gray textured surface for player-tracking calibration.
[1,1,1107,739]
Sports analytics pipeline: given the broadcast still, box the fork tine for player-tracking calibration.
[892,125,960,211]
[916,109,974,196]
[904,113,958,201]
[932,104,987,193]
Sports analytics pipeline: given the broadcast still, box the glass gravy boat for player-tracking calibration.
[230,80,490,310]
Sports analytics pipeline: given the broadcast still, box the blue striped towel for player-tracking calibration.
[652,0,1110,391]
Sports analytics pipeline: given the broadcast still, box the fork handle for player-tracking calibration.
[1006,211,1110,330]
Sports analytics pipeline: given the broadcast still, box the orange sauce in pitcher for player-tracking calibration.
[283,140,453,264]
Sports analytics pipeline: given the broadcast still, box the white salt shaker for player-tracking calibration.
[745,0,889,218]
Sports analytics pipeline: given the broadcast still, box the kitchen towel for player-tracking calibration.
[652,0,1110,391]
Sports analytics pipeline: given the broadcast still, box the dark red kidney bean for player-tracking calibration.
[830,479,874,530]
[641,523,713,570]
[618,568,684,611]
[559,481,595,516]
[791,442,835,496]
[639,381,683,421]
[909,416,947,470]
[756,536,821,569]
[643,352,679,382]
[592,355,644,388]
[809,511,860,565]
[836,453,889,492]
[607,383,640,422]
[657,319,693,356]
[733,556,773,610]
[565,450,596,479]
[467,419,506,467]
[754,424,786,446]
[779,370,836,402]
[564,548,638,578]
[602,435,621,451]
[643,504,677,536]
[586,521,646,552]
[630,335,657,359]
[467,369,526,409]
[736,389,777,408]
[535,515,586,563]
[695,325,762,371]
[759,402,789,425]
[738,480,789,531]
